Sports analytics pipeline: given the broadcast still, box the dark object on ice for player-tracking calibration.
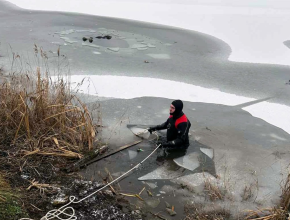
[82,37,87,42]
[144,60,149,63]
[95,35,112,40]
[166,208,177,216]
[286,80,290,85]
[71,140,142,171]
[89,37,93,43]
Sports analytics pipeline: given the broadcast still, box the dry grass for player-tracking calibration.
[244,208,286,220]
[0,46,97,159]
[244,173,290,220]
[204,178,224,201]
[184,203,230,220]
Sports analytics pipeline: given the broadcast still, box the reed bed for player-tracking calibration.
[0,49,96,159]
[244,173,290,220]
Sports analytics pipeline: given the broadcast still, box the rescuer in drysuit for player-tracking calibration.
[148,100,191,150]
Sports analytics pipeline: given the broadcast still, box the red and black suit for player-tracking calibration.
[149,100,191,149]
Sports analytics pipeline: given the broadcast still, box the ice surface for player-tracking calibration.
[137,47,148,51]
[173,152,200,171]
[131,44,147,49]
[147,54,170,59]
[107,47,120,52]
[55,29,75,35]
[63,75,290,134]
[128,150,138,160]
[145,198,160,208]
[138,162,183,180]
[145,182,158,189]
[147,43,156,48]
[60,37,78,44]
[82,42,100,48]
[200,148,214,159]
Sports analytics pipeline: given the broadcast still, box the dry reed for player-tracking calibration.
[244,173,290,220]
[0,46,97,159]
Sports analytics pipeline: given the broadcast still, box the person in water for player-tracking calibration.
[148,100,191,150]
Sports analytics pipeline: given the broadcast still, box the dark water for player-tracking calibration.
[81,127,216,220]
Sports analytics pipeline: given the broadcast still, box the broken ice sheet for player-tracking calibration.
[200,148,214,159]
[60,37,78,44]
[138,162,183,180]
[142,181,158,189]
[131,44,147,49]
[82,42,100,48]
[145,198,160,208]
[147,44,156,48]
[128,150,138,160]
[173,152,200,171]
[128,126,150,139]
[55,29,75,35]
[111,172,125,177]
[107,47,120,52]
[147,54,170,59]
[171,172,216,192]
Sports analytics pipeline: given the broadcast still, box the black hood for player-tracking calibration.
[171,100,183,118]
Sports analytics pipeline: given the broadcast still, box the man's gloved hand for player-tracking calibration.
[157,140,174,148]
[147,127,154,134]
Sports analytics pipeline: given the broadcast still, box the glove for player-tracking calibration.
[147,127,153,134]
[157,140,173,148]
[147,126,157,134]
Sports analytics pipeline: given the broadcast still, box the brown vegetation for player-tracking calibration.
[0,46,100,219]
[184,203,230,220]
[0,47,97,159]
[243,173,290,220]
[204,178,224,201]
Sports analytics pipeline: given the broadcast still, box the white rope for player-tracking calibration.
[21,143,161,220]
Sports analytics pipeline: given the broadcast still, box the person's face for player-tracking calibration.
[170,104,175,114]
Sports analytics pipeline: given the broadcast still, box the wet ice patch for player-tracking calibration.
[200,148,214,159]
[107,47,120,52]
[75,29,96,33]
[143,181,158,189]
[60,37,78,44]
[55,29,75,35]
[174,152,200,171]
[147,54,171,59]
[145,198,160,208]
[82,42,100,48]
[137,47,148,51]
[171,172,216,191]
[147,44,156,48]
[111,172,125,177]
[131,44,147,49]
[128,150,138,160]
[138,162,183,180]
[270,133,287,141]
[51,42,62,45]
